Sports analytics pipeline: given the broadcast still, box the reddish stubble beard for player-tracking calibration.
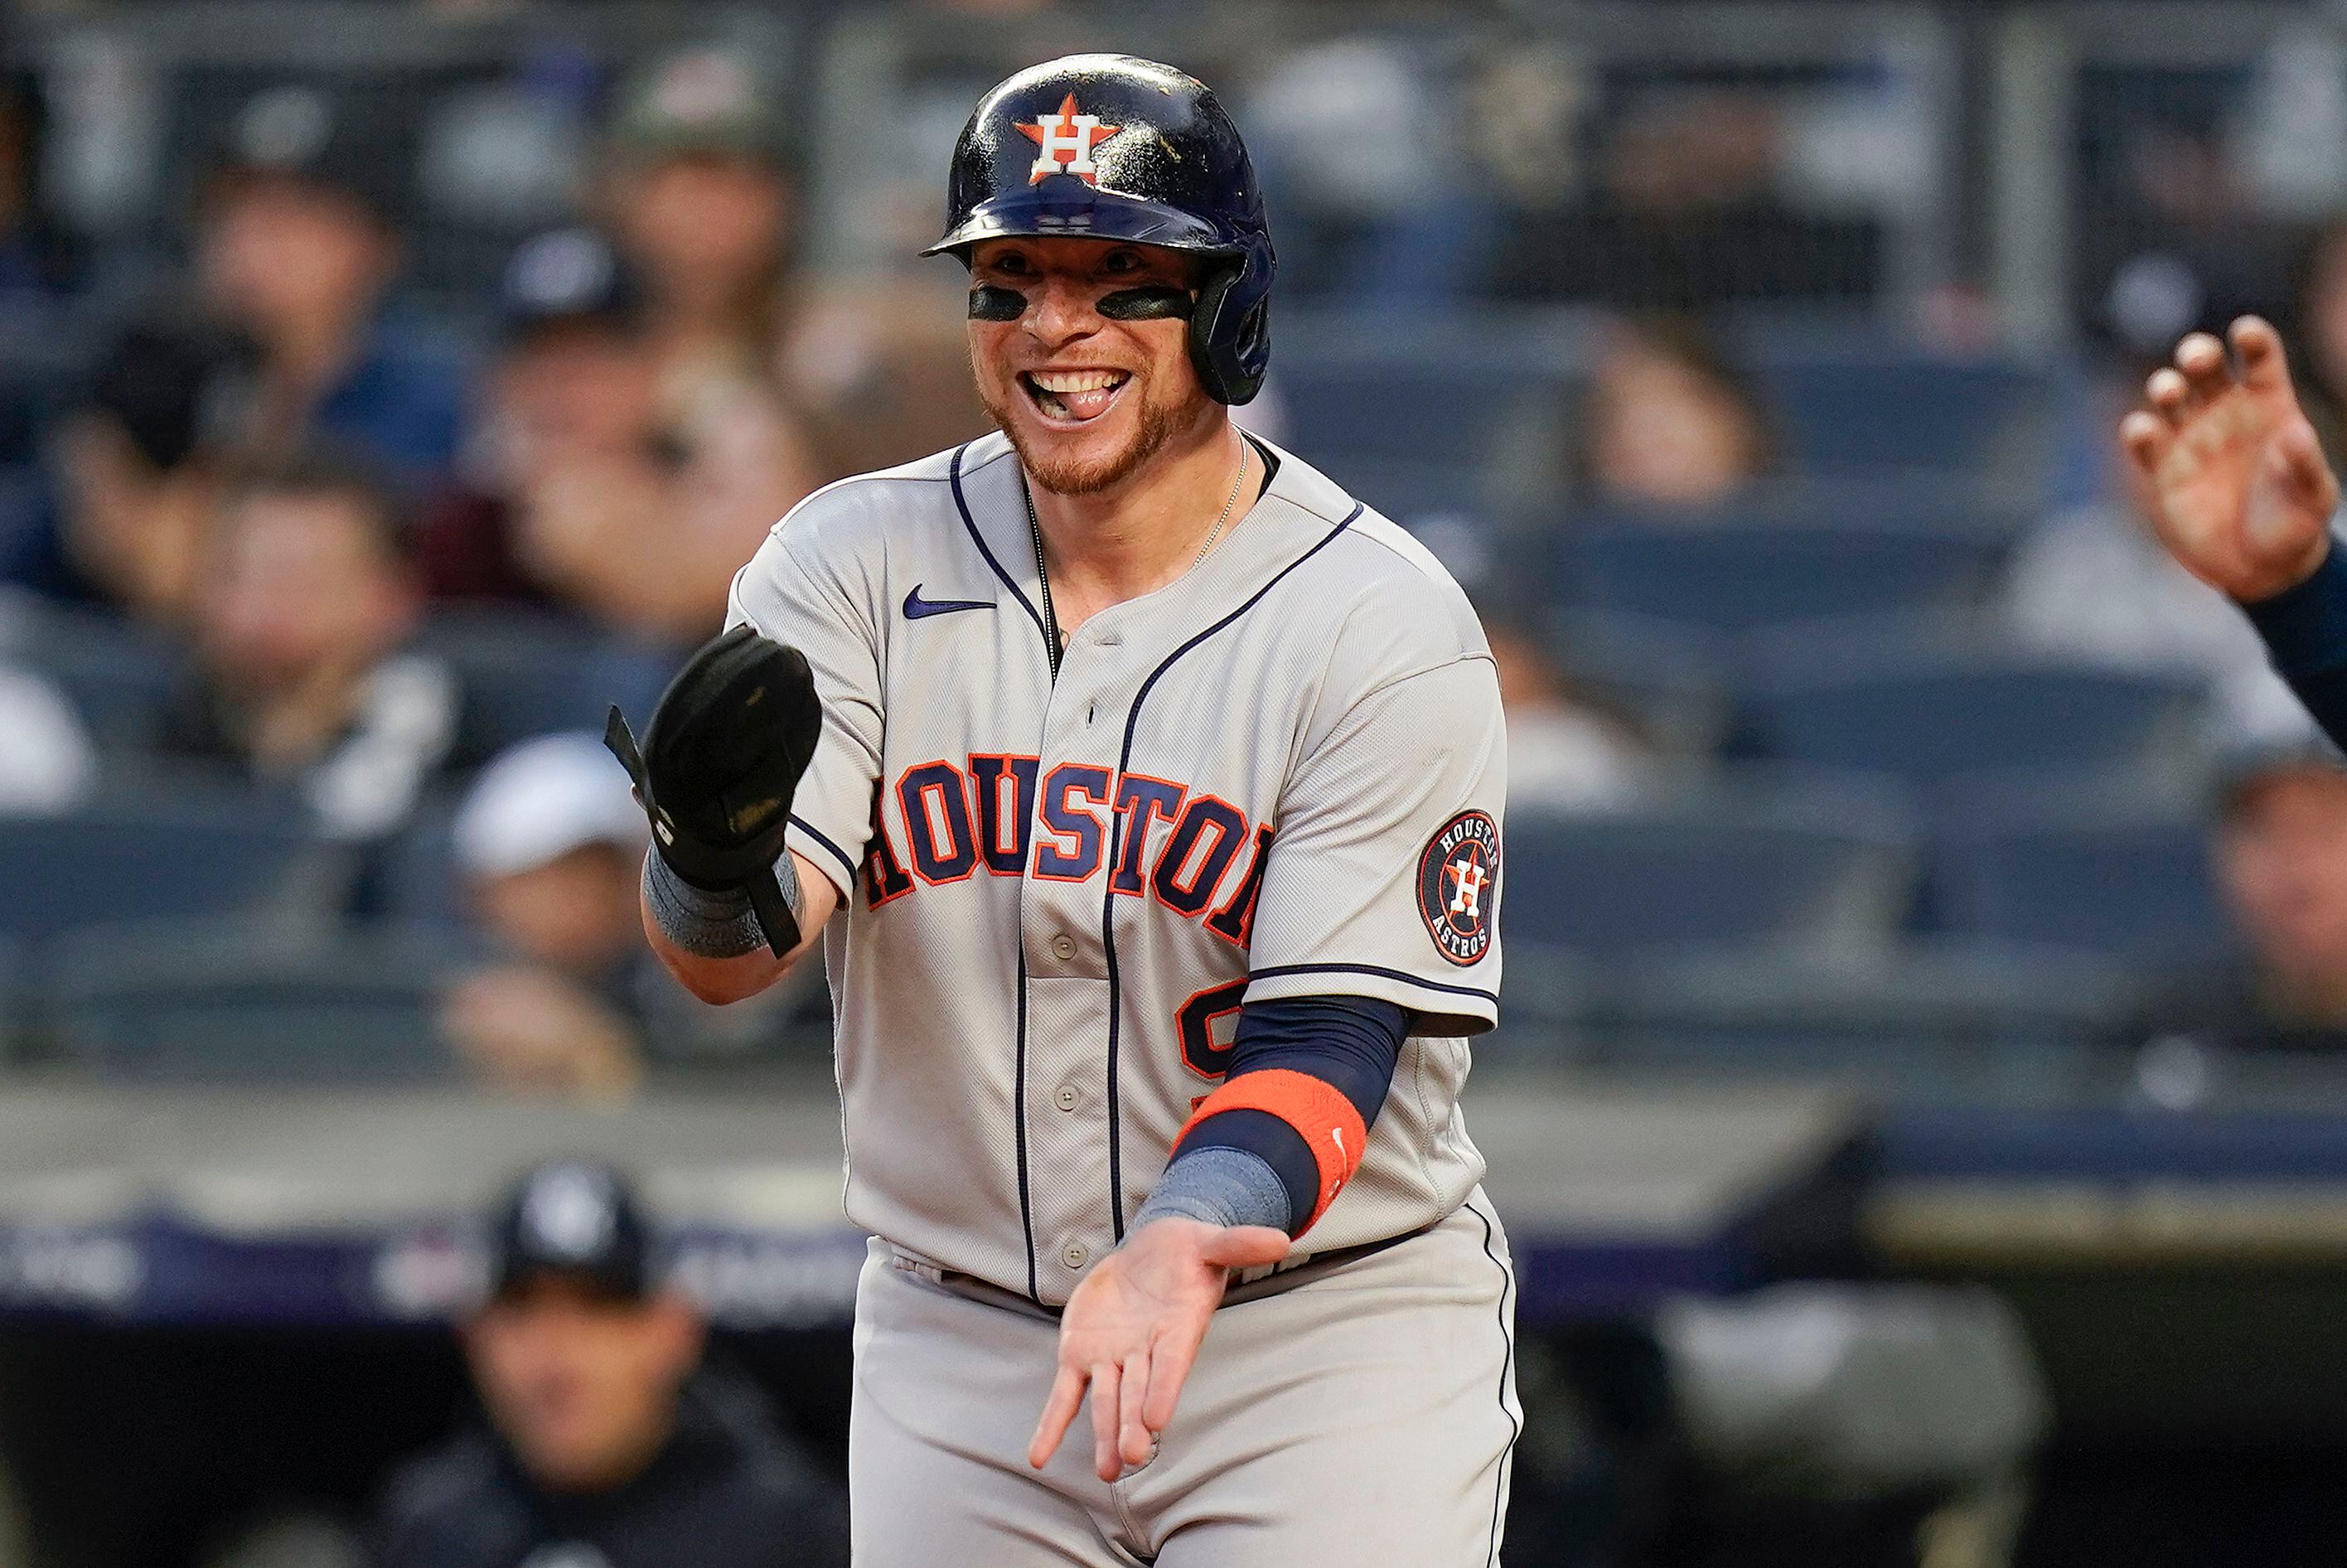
[976,352,1213,498]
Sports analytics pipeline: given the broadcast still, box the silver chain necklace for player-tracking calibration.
[1023,435,1249,680]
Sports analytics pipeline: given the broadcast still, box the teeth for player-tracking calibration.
[1031,370,1126,393]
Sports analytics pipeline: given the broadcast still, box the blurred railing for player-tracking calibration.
[1991,2,2347,348]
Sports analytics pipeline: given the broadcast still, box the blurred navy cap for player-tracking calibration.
[487,1158,654,1303]
[207,84,404,221]
[497,227,638,341]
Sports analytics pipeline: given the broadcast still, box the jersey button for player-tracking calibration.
[1062,1241,1090,1270]
[1054,1084,1081,1111]
[1049,934,1077,961]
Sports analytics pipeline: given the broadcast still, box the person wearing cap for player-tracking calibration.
[437,732,821,1091]
[371,1159,849,1568]
[2124,702,2347,1057]
[437,732,652,1097]
[603,47,797,394]
[197,84,468,482]
[418,227,659,604]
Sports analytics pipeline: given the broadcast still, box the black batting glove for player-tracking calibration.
[604,625,822,956]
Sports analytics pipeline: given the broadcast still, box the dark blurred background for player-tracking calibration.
[1,1,2346,1564]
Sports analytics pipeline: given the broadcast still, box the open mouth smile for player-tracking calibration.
[1019,369,1130,425]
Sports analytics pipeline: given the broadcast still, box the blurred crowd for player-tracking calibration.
[0,9,2339,1095]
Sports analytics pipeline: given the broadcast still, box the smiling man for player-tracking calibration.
[607,55,1518,1566]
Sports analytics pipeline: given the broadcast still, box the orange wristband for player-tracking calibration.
[1174,1068,1367,1234]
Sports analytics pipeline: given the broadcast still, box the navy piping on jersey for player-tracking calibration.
[1469,1194,1521,1567]
[1013,949,1040,1304]
[947,443,1050,654]
[789,815,858,892]
[1100,503,1365,1241]
[1248,961,1498,1004]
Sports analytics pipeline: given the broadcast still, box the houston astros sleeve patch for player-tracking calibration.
[1418,810,1500,966]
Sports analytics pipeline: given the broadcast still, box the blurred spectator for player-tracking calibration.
[438,732,820,1082]
[1482,601,1648,811]
[196,85,467,482]
[437,732,648,1098]
[159,446,457,840]
[1569,315,1778,510]
[0,661,94,813]
[373,1160,849,1568]
[419,228,657,605]
[2141,717,2347,1053]
[51,317,243,621]
[603,47,798,400]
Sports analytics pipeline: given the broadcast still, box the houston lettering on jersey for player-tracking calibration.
[861,753,1271,945]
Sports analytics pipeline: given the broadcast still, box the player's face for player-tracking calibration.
[2218,767,2347,994]
[965,237,1216,496]
[465,1276,704,1492]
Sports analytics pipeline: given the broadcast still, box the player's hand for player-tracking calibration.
[605,625,822,956]
[1027,1217,1290,1483]
[2120,315,2339,603]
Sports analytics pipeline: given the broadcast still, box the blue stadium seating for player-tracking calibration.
[43,918,462,1083]
[0,796,316,942]
[1274,312,1575,476]
[1560,518,2000,633]
[1,608,186,750]
[1743,635,2207,785]
[1504,774,1916,961]
[1932,780,2232,962]
[419,612,675,767]
[1739,333,2054,482]
[1571,941,2137,1091]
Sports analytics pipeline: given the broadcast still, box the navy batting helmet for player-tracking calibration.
[923,54,1275,406]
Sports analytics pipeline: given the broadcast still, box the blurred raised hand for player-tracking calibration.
[2120,316,2340,603]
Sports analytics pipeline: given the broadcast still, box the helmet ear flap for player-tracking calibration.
[1188,259,1270,405]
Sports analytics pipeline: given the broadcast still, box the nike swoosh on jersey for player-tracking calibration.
[903,585,994,620]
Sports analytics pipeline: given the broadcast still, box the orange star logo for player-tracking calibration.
[1017,93,1121,186]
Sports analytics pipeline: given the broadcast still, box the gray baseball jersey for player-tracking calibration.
[728,430,1505,1307]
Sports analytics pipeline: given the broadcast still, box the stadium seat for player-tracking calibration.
[43,918,463,1083]
[0,796,317,943]
[419,612,675,767]
[1559,518,2000,634]
[0,607,186,750]
[1572,941,2138,1092]
[1740,335,2054,484]
[1742,634,2207,784]
[1275,312,1576,476]
[1932,779,2232,963]
[1546,612,1732,757]
[1505,773,1916,961]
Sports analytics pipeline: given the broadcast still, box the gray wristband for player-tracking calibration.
[642,850,802,960]
[1130,1145,1294,1234]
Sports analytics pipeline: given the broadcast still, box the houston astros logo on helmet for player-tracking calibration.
[1018,94,1120,185]
[1417,810,1501,965]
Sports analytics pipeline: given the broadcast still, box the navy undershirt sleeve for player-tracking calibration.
[1171,995,1408,1233]
[2243,543,2347,752]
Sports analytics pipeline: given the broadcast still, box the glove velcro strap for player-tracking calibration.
[1174,1069,1367,1235]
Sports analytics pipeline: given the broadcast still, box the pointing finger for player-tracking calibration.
[1028,1362,1086,1470]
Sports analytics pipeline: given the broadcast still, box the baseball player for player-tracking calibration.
[607,55,1519,1565]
